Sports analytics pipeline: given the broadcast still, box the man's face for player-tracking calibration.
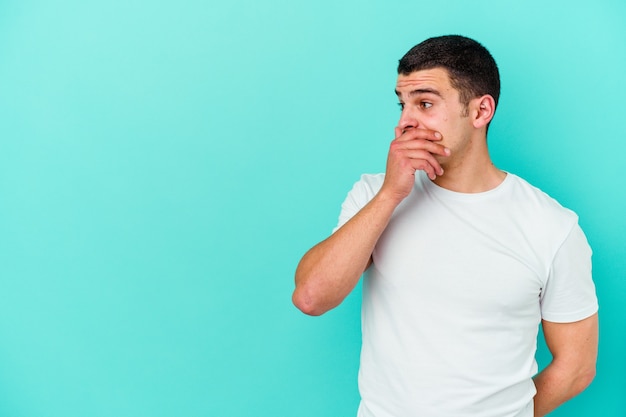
[395,68,474,157]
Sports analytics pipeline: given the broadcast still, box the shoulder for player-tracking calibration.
[333,173,385,232]
[339,173,386,215]
[347,173,385,200]
[504,173,581,249]
[506,174,578,222]
[356,173,385,188]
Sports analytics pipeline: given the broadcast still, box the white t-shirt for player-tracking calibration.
[335,172,598,417]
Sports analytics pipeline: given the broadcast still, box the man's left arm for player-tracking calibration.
[533,313,599,417]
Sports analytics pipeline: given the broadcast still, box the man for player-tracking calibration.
[292,35,598,417]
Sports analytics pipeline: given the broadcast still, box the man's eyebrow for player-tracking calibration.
[395,88,442,98]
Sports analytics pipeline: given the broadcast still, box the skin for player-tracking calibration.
[533,314,598,416]
[292,67,597,415]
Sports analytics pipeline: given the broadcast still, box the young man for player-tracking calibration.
[292,35,598,417]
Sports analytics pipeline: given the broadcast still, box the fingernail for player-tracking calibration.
[445,148,451,155]
[434,132,442,139]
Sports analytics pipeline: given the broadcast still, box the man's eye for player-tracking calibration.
[421,102,433,109]
[397,103,405,110]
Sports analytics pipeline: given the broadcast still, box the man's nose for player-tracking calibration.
[398,110,418,132]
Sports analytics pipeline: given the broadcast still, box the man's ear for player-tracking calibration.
[471,95,496,129]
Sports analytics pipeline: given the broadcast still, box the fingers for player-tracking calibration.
[390,146,442,180]
[405,149,444,178]
[394,127,442,143]
[388,141,444,180]
[394,127,449,157]
[388,128,449,180]
[392,136,449,158]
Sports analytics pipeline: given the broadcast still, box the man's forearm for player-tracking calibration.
[534,315,598,416]
[292,190,400,316]
[533,360,596,416]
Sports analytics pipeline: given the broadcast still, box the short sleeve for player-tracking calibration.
[540,223,598,322]
[332,174,384,233]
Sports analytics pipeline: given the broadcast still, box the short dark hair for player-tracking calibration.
[398,35,500,113]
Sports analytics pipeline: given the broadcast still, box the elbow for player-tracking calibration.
[292,286,329,316]
[573,365,596,395]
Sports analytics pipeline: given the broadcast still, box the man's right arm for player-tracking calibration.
[292,189,401,316]
[292,127,448,316]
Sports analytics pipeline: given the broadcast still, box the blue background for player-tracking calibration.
[0,1,624,416]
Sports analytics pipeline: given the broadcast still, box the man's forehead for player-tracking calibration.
[395,68,451,90]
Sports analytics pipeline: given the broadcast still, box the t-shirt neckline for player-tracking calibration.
[420,171,512,202]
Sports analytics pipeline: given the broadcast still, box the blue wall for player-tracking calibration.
[0,1,624,416]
